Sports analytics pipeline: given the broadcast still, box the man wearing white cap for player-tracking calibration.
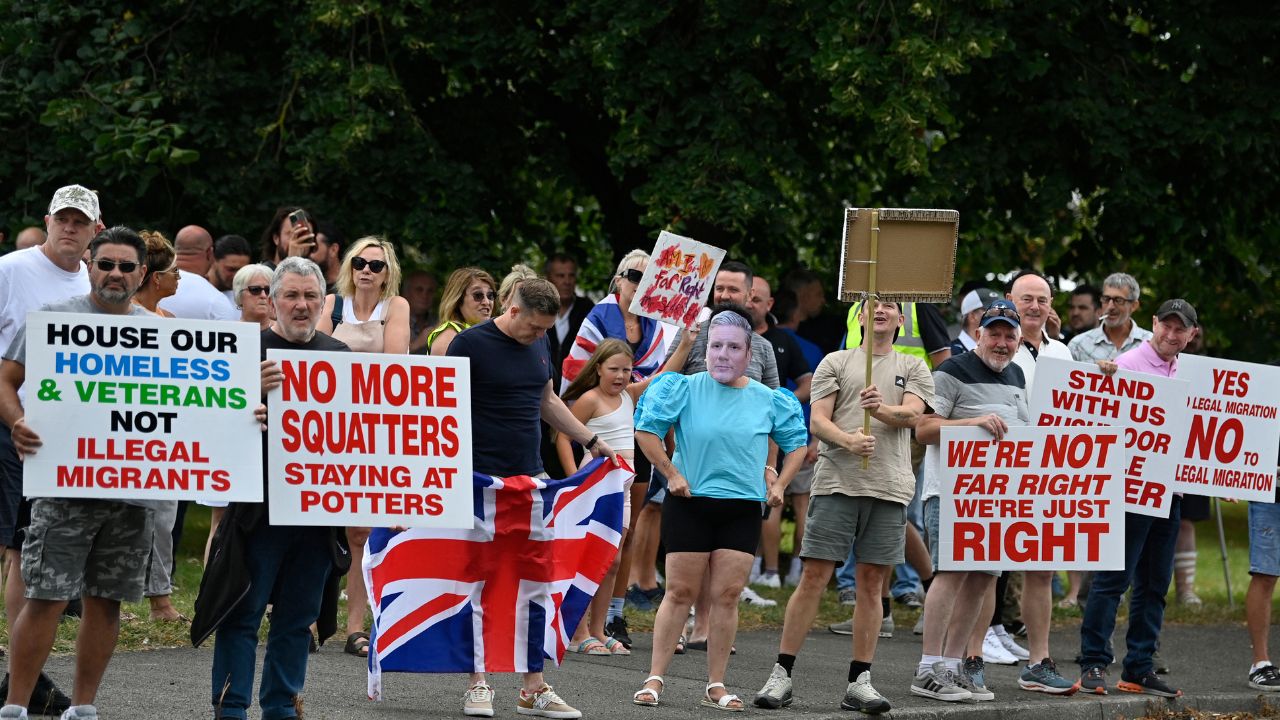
[0,185,103,715]
[949,288,1001,357]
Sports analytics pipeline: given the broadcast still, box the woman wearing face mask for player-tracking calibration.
[428,267,497,356]
[631,308,808,711]
[315,235,411,659]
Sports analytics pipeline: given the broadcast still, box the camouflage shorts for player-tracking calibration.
[21,498,153,602]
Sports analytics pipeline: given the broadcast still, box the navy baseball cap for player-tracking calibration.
[979,299,1021,329]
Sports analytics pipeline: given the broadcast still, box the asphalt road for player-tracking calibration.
[37,620,1279,719]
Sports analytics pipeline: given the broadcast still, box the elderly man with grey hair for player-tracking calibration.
[201,256,352,720]
[1068,272,1153,364]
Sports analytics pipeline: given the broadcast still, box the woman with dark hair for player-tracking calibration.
[631,308,807,710]
[428,267,496,356]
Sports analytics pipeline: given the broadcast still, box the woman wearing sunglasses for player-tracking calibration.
[427,267,498,356]
[132,230,180,318]
[231,263,275,329]
[313,235,411,659]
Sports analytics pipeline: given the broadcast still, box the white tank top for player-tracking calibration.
[585,391,635,451]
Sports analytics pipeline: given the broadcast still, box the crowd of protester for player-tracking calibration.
[0,185,1278,720]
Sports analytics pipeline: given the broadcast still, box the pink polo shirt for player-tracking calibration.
[1115,340,1181,498]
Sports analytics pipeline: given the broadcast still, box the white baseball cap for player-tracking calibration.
[48,185,101,222]
[960,287,1001,316]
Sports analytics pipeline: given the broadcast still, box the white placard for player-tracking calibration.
[23,312,262,502]
[1173,354,1280,503]
[939,426,1125,571]
[266,350,472,528]
[628,231,726,328]
[1028,356,1190,517]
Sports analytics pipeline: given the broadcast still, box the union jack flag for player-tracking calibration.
[363,457,631,700]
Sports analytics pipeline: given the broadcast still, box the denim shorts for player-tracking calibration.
[1249,500,1280,577]
[924,495,999,576]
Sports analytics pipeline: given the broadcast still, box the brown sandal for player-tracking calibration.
[344,631,370,657]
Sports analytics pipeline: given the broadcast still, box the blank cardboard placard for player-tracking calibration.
[838,208,959,302]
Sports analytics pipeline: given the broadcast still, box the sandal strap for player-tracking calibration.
[645,675,665,687]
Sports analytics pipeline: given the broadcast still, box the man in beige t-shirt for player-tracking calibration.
[755,301,933,713]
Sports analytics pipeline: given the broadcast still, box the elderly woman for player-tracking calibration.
[631,308,807,710]
[231,263,275,329]
[428,267,497,356]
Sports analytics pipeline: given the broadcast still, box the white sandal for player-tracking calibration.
[633,675,664,707]
[701,682,744,712]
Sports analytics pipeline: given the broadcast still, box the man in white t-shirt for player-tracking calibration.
[157,226,239,321]
[0,183,101,715]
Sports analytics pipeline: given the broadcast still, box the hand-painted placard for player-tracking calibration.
[629,231,725,329]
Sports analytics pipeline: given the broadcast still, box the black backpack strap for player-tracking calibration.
[331,295,344,328]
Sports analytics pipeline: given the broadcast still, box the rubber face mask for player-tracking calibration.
[706,323,750,384]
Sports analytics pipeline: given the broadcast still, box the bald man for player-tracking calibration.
[14,228,46,250]
[173,225,215,276]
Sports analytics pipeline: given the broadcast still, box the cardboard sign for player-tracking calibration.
[1028,356,1190,517]
[838,208,958,303]
[629,231,725,328]
[939,426,1125,571]
[23,312,262,502]
[266,350,472,528]
[1173,355,1280,503]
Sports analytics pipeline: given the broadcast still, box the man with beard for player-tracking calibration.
[1068,273,1151,364]
[910,299,1074,703]
[0,227,157,720]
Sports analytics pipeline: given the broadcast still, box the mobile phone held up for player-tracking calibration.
[288,208,311,228]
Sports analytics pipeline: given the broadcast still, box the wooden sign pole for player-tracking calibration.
[862,210,880,469]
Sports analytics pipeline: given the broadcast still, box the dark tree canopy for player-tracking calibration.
[2,1,1277,357]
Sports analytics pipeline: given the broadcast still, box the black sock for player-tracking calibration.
[922,576,933,594]
[849,660,872,682]
[881,597,891,616]
[777,654,796,676]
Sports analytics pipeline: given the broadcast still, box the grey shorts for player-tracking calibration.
[924,495,999,577]
[799,493,905,567]
[22,498,154,602]
[785,464,814,496]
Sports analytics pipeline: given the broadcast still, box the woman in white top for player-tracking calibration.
[316,236,410,658]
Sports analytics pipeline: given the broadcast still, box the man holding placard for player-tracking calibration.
[0,227,157,720]
[1077,299,1199,698]
[206,256,351,720]
[753,300,932,713]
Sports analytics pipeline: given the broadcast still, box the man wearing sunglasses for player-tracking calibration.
[1068,273,1152,365]
[1,226,159,720]
[0,184,105,716]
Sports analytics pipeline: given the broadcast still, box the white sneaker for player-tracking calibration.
[982,627,1019,665]
[740,586,777,607]
[754,572,781,589]
[60,708,97,720]
[842,671,891,713]
[753,663,794,708]
[464,682,496,717]
[0,706,28,720]
[749,557,763,583]
[517,684,581,719]
[784,564,803,587]
[993,624,1030,661]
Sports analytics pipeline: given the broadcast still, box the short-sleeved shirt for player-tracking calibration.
[1068,321,1153,364]
[809,347,934,505]
[664,320,780,389]
[0,247,88,357]
[634,372,806,501]
[1011,332,1073,391]
[922,351,1029,500]
[157,270,239,321]
[762,326,813,387]
[448,319,552,477]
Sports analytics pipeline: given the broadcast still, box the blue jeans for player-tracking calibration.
[835,543,922,598]
[211,524,332,720]
[1079,496,1181,678]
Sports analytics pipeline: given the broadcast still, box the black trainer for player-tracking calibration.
[1249,664,1280,692]
[1117,671,1181,698]
[605,616,632,649]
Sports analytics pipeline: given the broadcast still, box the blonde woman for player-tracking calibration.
[132,230,179,317]
[427,267,496,356]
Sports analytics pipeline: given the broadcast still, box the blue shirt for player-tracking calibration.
[635,372,807,501]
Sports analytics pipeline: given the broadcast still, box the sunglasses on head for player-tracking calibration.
[619,268,644,284]
[982,305,1020,321]
[351,257,387,273]
[471,290,497,303]
[94,258,139,273]
[244,285,270,297]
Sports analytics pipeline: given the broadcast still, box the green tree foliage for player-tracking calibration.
[2,1,1276,357]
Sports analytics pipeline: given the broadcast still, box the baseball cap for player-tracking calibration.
[960,288,1001,316]
[979,299,1021,329]
[1156,299,1198,328]
[48,185,101,222]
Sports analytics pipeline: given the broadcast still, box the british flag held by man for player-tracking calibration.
[364,457,631,700]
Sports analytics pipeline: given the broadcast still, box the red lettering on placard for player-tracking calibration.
[1212,368,1250,397]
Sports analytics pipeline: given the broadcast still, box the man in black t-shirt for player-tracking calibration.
[207,257,351,720]
[447,278,616,719]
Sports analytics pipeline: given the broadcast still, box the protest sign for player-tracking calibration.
[838,207,958,303]
[266,350,472,528]
[629,231,725,328]
[23,312,262,502]
[1029,356,1190,517]
[939,426,1125,571]
[1173,354,1280,503]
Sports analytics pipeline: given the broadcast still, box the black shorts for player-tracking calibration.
[0,423,23,548]
[661,495,762,554]
[1181,493,1211,522]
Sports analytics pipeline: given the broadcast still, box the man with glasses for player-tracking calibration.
[0,184,103,716]
[0,227,159,720]
[1068,273,1152,365]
